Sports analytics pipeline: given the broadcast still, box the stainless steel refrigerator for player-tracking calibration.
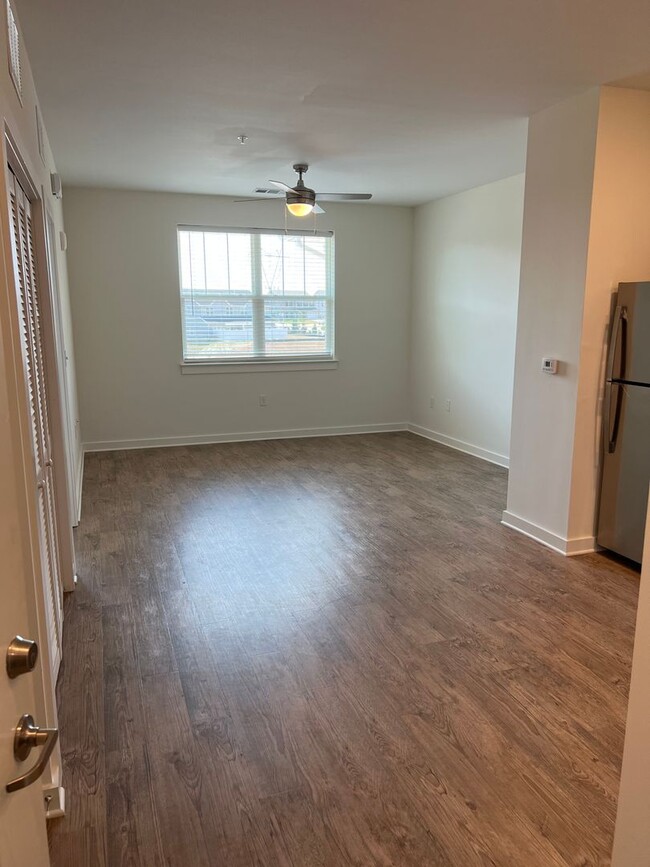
[597,281,650,563]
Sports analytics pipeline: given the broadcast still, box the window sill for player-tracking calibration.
[180,358,339,375]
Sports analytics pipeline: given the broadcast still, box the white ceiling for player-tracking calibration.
[15,0,650,205]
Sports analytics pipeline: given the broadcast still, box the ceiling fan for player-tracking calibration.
[235,163,372,217]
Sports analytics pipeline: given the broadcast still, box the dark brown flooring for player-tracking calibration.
[48,433,639,866]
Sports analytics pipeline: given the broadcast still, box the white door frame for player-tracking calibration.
[5,129,76,594]
[0,124,74,814]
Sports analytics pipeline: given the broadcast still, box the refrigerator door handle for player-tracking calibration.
[603,378,612,453]
[607,382,624,454]
[606,304,627,383]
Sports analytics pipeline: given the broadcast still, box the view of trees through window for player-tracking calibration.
[178,228,334,361]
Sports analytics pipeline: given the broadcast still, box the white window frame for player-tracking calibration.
[177,225,336,373]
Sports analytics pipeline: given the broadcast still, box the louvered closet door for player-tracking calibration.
[7,167,63,675]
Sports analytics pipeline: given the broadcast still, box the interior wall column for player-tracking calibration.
[504,86,650,555]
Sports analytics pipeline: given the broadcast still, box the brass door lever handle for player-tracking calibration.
[6,714,59,793]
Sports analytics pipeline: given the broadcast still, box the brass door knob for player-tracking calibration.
[6,636,38,679]
[6,714,59,793]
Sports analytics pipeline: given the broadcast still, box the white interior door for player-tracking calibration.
[7,167,63,677]
[0,193,51,866]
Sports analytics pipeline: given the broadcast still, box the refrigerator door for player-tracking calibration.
[612,282,650,386]
[598,382,650,563]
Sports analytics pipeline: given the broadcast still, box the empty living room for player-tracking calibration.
[1,1,650,865]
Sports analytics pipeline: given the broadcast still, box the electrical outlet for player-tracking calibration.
[445,400,451,413]
[429,397,435,409]
[258,394,268,407]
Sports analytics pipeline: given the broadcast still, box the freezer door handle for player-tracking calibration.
[603,305,627,454]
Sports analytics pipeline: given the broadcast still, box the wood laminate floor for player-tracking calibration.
[48,433,639,867]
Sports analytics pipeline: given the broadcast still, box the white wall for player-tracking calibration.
[63,189,413,448]
[504,88,601,552]
[410,175,524,466]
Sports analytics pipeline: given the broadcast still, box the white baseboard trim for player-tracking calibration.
[501,510,597,557]
[73,448,84,526]
[83,422,409,453]
[407,423,509,468]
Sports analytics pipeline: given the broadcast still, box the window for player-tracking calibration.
[177,227,335,363]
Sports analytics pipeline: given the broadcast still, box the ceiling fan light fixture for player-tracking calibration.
[239,164,371,215]
[286,201,314,217]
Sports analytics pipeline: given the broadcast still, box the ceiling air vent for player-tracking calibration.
[254,188,282,195]
[6,0,21,101]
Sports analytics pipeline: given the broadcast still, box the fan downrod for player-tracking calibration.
[293,163,309,186]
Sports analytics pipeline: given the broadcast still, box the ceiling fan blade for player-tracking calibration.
[317,193,372,201]
[232,198,274,203]
[313,204,326,215]
[268,179,295,194]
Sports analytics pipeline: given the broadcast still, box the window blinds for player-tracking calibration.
[178,227,335,362]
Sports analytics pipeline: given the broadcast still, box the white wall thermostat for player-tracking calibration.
[542,357,558,375]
